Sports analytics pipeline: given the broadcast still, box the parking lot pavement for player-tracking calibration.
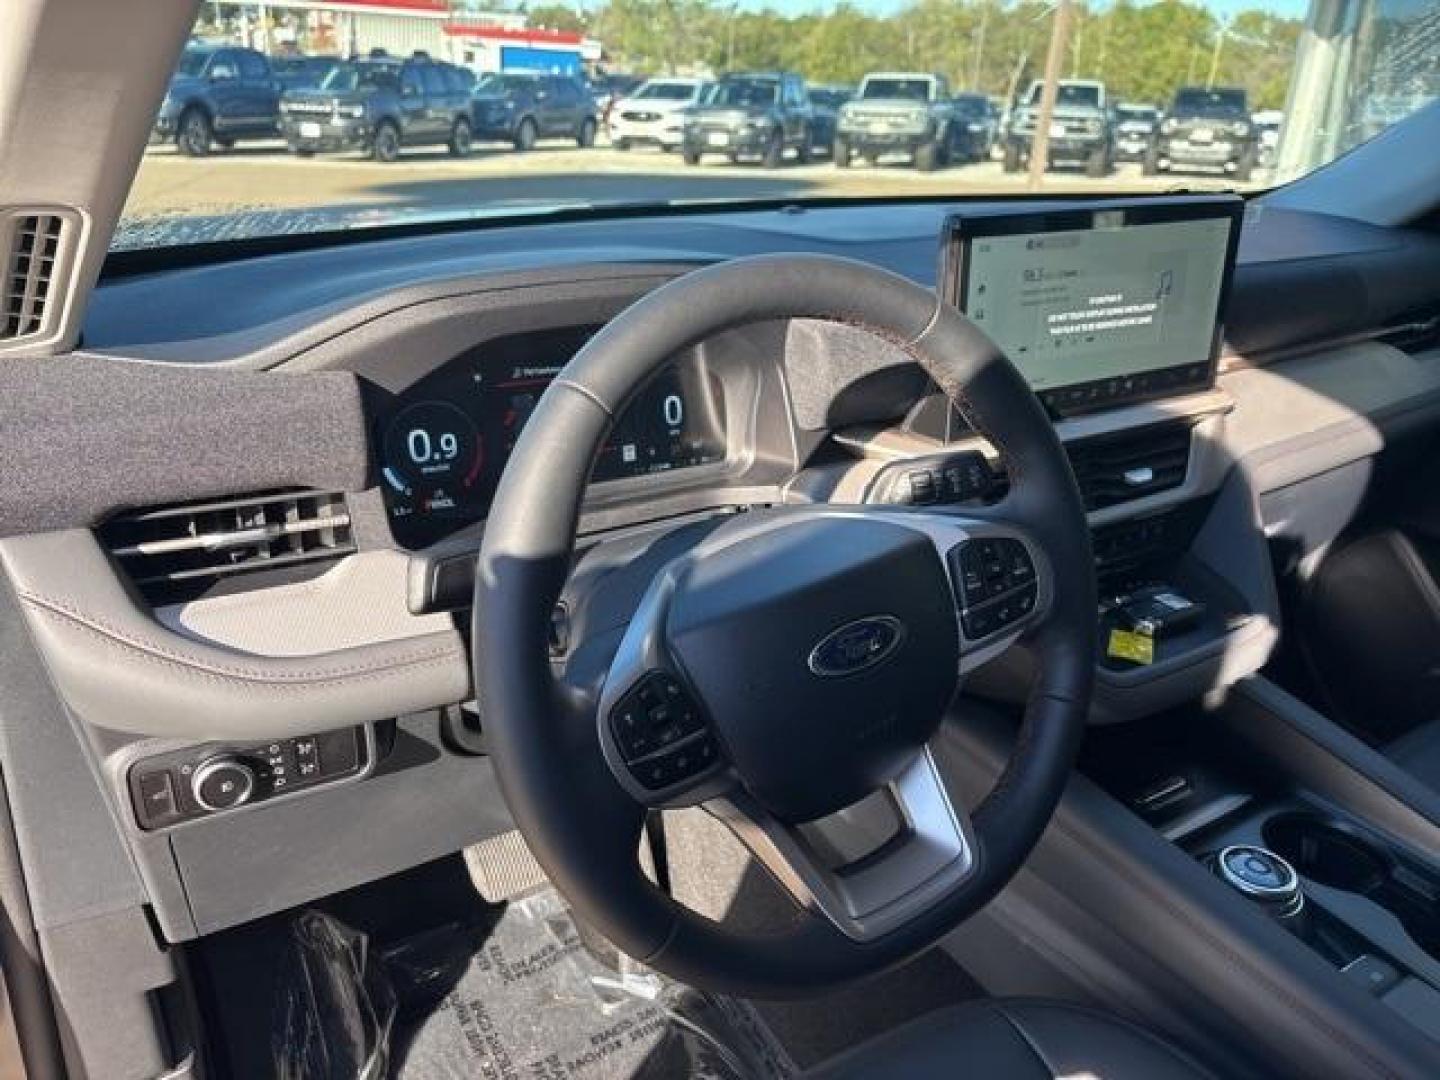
[125,139,1253,225]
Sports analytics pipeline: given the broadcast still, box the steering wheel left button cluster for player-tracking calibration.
[609,673,722,796]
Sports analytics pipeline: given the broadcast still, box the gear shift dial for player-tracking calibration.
[1211,845,1305,921]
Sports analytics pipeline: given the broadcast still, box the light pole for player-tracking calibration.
[1207,16,1232,88]
[971,2,990,89]
[1028,0,1075,190]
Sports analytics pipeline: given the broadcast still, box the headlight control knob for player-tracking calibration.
[191,756,257,812]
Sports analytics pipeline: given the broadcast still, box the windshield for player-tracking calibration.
[706,79,778,107]
[635,81,697,101]
[119,0,1440,250]
[859,78,933,101]
[1172,88,1248,116]
[476,74,537,95]
[319,63,397,93]
[174,50,209,79]
[1026,83,1101,108]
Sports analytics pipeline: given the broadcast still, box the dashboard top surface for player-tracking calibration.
[86,200,1440,357]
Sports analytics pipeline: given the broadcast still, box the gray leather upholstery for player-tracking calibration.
[1388,722,1440,792]
[805,999,1216,1079]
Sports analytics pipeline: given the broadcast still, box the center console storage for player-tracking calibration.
[1079,687,1440,1049]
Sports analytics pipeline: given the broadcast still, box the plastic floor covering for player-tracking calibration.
[274,888,796,1080]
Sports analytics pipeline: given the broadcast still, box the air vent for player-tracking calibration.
[1066,423,1193,511]
[98,491,355,603]
[1,210,71,344]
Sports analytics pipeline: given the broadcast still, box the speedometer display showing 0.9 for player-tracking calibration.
[380,326,728,548]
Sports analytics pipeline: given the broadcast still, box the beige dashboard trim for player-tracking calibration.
[0,531,471,740]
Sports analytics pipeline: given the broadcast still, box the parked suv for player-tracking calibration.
[1146,87,1258,181]
[152,46,280,156]
[471,73,598,151]
[682,72,813,167]
[1004,78,1113,176]
[834,72,959,170]
[279,54,473,162]
[608,77,707,151]
[1113,102,1160,161]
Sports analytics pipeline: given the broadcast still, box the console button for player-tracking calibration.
[908,470,938,505]
[962,603,999,639]
[611,674,707,764]
[191,757,257,812]
[636,735,719,791]
[136,770,178,824]
[611,699,656,760]
[1342,955,1401,997]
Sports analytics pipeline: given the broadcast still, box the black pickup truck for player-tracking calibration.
[152,46,281,156]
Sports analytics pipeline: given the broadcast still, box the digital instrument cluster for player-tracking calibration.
[379,326,728,548]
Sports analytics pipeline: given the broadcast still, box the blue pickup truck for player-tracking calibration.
[152,45,281,156]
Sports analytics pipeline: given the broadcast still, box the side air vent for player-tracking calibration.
[1,209,74,345]
[1066,422,1193,511]
[98,491,355,603]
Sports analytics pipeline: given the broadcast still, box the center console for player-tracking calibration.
[1077,681,1440,1053]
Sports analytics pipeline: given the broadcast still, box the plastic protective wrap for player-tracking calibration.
[273,889,794,1079]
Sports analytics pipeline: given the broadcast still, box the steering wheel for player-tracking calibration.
[475,254,1095,997]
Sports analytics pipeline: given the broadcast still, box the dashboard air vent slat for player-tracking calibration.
[1066,423,1193,511]
[2,213,63,342]
[98,491,355,603]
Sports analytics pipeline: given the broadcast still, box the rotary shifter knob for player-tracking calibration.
[1211,844,1304,921]
[191,756,257,812]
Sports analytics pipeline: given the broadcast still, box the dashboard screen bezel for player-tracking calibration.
[938,195,1245,417]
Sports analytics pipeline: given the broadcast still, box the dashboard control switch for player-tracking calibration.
[191,756,257,812]
[908,470,938,505]
[136,770,179,826]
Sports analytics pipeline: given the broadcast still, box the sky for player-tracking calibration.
[744,0,1312,19]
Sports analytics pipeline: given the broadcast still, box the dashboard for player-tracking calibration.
[12,187,1440,959]
[377,325,728,547]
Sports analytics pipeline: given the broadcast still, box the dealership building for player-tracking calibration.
[214,0,602,74]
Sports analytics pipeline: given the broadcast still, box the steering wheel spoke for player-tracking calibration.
[709,745,977,942]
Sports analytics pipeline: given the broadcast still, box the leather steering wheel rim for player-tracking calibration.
[475,254,1095,997]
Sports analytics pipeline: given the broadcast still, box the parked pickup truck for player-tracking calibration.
[834,72,959,170]
[152,45,280,156]
[1004,78,1113,176]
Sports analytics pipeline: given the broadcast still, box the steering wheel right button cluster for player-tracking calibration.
[609,673,721,794]
[951,537,1039,640]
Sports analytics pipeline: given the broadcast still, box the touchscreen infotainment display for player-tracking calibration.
[940,197,1242,415]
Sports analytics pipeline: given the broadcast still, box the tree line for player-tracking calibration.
[517,0,1301,110]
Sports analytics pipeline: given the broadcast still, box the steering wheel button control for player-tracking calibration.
[129,727,370,830]
[611,674,708,762]
[637,735,719,791]
[608,673,723,797]
[952,538,1039,641]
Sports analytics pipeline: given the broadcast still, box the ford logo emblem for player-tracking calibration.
[807,615,906,678]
